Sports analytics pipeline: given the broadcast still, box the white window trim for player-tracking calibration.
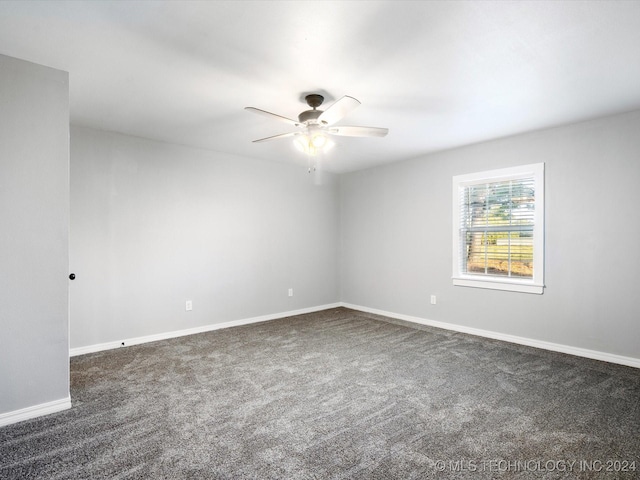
[452,163,545,295]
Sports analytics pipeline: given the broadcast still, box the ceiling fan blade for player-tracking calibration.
[252,131,302,143]
[245,107,301,127]
[317,96,361,126]
[326,126,389,137]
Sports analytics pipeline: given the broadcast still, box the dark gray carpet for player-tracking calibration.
[1,307,639,479]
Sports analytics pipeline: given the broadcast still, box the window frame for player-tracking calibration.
[452,163,545,294]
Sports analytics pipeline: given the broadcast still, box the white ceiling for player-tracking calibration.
[1,1,640,173]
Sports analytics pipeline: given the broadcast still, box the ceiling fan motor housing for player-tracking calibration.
[298,109,323,124]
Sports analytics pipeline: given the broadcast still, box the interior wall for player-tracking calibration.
[340,109,640,361]
[70,126,339,349]
[0,55,70,416]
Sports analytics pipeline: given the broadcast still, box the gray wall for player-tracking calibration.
[70,127,339,349]
[0,55,70,414]
[340,110,640,360]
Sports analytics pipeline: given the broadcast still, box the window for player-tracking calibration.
[452,163,544,294]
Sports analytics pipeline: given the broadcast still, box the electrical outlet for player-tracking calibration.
[185,300,193,311]
[430,295,437,305]
[288,288,294,297]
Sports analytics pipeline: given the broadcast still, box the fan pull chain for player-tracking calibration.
[307,151,317,174]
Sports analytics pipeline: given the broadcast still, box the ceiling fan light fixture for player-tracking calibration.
[311,133,327,148]
[293,135,308,153]
[293,134,333,156]
[323,137,335,153]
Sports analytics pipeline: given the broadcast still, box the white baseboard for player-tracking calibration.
[0,395,71,428]
[341,303,640,369]
[69,301,640,368]
[70,303,342,357]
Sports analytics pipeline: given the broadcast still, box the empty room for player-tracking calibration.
[1,1,639,478]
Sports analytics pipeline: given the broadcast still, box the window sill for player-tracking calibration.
[453,276,544,295]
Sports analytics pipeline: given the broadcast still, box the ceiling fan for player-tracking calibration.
[245,94,388,155]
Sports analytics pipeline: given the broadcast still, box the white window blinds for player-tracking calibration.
[459,177,535,278]
[452,164,544,294]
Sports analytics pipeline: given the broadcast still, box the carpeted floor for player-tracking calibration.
[1,307,639,479]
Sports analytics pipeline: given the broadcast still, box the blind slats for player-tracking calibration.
[459,177,536,279]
